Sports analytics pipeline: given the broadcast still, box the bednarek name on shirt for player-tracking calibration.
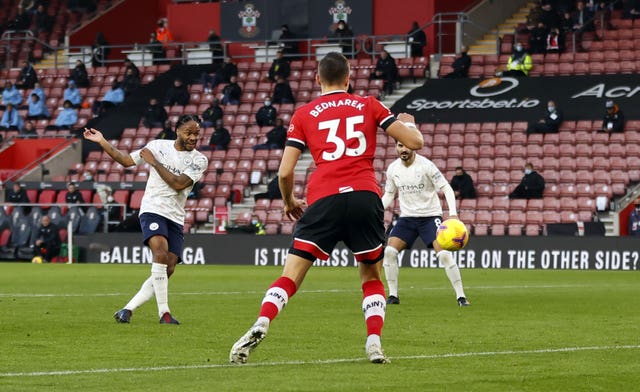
[310,98,365,117]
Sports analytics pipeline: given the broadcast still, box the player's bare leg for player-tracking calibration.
[360,261,389,364]
[433,240,469,306]
[230,254,311,364]
[382,237,407,304]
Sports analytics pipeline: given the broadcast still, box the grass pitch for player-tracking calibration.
[0,263,638,391]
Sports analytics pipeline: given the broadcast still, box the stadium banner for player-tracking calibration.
[392,74,640,123]
[76,234,639,271]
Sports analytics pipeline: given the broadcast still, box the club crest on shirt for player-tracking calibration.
[183,157,193,166]
[287,123,295,133]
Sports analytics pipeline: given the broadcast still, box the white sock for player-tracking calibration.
[438,250,466,299]
[382,246,399,297]
[151,262,170,317]
[366,334,381,348]
[124,276,154,311]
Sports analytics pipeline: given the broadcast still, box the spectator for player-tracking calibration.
[331,20,354,57]
[267,50,291,82]
[221,75,242,105]
[70,60,90,88]
[26,93,49,120]
[538,1,562,30]
[201,97,224,128]
[546,27,562,53]
[600,100,625,133]
[444,46,471,78]
[155,18,174,49]
[407,21,427,58]
[6,182,29,204]
[63,80,82,108]
[164,78,189,106]
[92,80,124,116]
[200,56,238,94]
[91,32,110,68]
[46,100,77,131]
[155,120,177,140]
[0,103,24,131]
[529,22,549,54]
[527,100,563,134]
[628,198,640,237]
[33,215,61,263]
[148,32,166,65]
[254,175,282,201]
[142,97,168,128]
[123,58,140,79]
[271,75,295,104]
[33,4,52,34]
[278,24,298,56]
[120,67,141,96]
[572,1,595,51]
[30,82,46,102]
[501,43,533,77]
[253,118,286,150]
[509,162,545,199]
[20,120,38,138]
[209,119,230,150]
[207,29,224,62]
[2,81,23,109]
[15,60,38,90]
[255,96,277,126]
[8,6,31,30]
[65,182,84,204]
[449,166,476,199]
[370,50,398,96]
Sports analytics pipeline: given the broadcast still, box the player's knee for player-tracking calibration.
[437,250,455,268]
[152,249,171,265]
[383,246,399,266]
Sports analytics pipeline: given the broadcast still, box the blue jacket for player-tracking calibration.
[55,107,78,127]
[103,88,124,104]
[64,87,82,106]
[28,99,50,117]
[2,87,23,106]
[31,87,46,102]
[629,209,640,237]
[1,108,24,129]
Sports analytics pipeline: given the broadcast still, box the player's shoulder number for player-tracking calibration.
[319,115,366,161]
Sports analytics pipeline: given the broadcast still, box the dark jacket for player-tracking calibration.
[164,84,190,106]
[217,62,238,84]
[255,105,277,127]
[509,171,545,199]
[202,105,223,125]
[451,53,471,77]
[70,63,90,88]
[221,82,242,104]
[602,106,625,133]
[266,125,287,149]
[268,58,291,82]
[272,81,295,104]
[17,64,38,89]
[450,172,476,199]
[142,103,168,128]
[6,188,29,203]
[65,190,85,204]
[209,127,231,150]
[373,56,398,82]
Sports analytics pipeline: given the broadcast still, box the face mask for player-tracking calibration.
[265,101,271,106]
[548,106,555,112]
[515,45,523,51]
[251,219,258,225]
[107,196,114,203]
[524,169,532,175]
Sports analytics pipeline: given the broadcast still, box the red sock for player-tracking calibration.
[362,280,386,336]
[259,276,298,321]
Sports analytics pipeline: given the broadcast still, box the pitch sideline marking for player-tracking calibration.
[0,284,608,298]
[1,345,639,378]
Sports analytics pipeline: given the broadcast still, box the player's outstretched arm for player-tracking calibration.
[83,128,135,167]
[278,146,305,220]
[386,113,424,150]
[139,148,194,191]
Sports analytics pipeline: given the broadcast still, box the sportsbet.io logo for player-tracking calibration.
[406,77,540,111]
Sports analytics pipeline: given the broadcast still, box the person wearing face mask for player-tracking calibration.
[331,19,354,58]
[527,100,563,134]
[501,42,533,77]
[509,163,545,199]
[600,100,625,134]
[255,96,277,127]
[628,199,640,237]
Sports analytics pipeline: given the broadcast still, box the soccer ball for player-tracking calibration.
[31,256,43,264]
[435,219,469,252]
